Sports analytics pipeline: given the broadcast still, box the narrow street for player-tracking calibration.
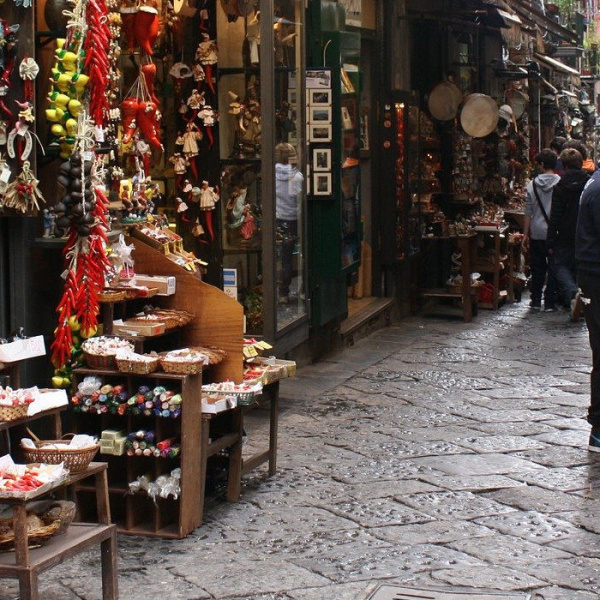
[8,299,600,600]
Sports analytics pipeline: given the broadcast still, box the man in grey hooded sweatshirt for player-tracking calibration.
[523,149,560,311]
[275,143,304,303]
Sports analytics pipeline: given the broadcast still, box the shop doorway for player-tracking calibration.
[341,38,395,345]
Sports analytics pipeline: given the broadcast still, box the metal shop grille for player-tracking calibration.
[367,585,534,600]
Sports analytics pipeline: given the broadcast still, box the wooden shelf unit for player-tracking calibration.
[473,225,510,310]
[0,462,117,600]
[71,369,235,538]
[420,233,478,322]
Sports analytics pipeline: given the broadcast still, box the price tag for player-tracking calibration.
[95,126,105,142]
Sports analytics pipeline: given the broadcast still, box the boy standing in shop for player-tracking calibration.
[523,149,560,311]
[575,167,600,450]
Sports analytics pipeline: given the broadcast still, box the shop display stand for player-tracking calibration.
[69,237,246,537]
[474,225,510,310]
[0,462,117,600]
[420,233,478,323]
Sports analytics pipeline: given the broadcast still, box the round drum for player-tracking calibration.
[507,90,529,119]
[460,94,499,137]
[428,81,462,121]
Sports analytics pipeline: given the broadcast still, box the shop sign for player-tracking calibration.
[223,268,238,300]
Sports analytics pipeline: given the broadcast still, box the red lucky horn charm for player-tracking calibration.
[121,97,139,144]
[141,62,160,106]
[135,0,159,56]
[137,100,163,152]
[119,0,138,53]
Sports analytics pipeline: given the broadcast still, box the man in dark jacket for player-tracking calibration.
[575,168,600,450]
[547,148,590,312]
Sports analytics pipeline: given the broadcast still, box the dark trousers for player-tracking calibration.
[553,245,578,307]
[277,219,297,296]
[578,270,600,427]
[529,238,556,307]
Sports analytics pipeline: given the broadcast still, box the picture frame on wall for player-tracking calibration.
[309,106,332,123]
[313,172,332,196]
[309,89,332,106]
[309,124,332,143]
[306,69,332,89]
[313,148,331,171]
[287,89,298,106]
[341,106,353,130]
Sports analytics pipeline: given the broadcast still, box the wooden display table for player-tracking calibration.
[241,380,280,477]
[420,233,478,323]
[0,463,117,600]
[474,225,509,310]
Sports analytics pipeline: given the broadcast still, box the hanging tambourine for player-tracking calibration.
[460,93,499,138]
[427,81,462,121]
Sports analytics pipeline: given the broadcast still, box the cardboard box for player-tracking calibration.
[0,336,46,363]
[113,320,166,336]
[132,275,176,296]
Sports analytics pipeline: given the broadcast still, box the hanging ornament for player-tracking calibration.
[18,56,38,101]
[2,161,45,213]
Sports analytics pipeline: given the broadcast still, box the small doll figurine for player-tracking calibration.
[175,196,189,221]
[195,34,217,93]
[246,11,260,66]
[186,89,206,123]
[181,122,203,179]
[197,104,216,146]
[192,180,219,240]
[43,208,56,238]
[169,151,189,186]
[240,204,255,239]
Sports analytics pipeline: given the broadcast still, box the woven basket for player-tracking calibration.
[0,403,28,422]
[98,289,127,303]
[159,357,204,375]
[83,352,117,369]
[0,520,61,552]
[116,356,160,375]
[22,435,99,474]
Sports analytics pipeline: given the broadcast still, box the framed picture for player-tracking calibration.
[309,89,332,106]
[341,106,353,130]
[287,89,298,106]
[309,124,332,143]
[309,106,332,123]
[313,172,332,196]
[313,148,331,171]
[306,69,332,89]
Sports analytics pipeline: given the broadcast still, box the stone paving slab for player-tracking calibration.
[395,490,516,521]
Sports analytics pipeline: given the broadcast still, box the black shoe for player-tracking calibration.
[589,427,600,453]
[543,305,556,313]
[529,300,541,310]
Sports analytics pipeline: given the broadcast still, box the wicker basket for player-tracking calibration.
[159,357,204,375]
[98,289,127,303]
[0,403,28,422]
[21,435,99,474]
[0,519,61,552]
[83,352,117,369]
[116,356,160,375]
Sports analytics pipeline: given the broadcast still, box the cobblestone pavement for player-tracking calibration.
[5,298,600,600]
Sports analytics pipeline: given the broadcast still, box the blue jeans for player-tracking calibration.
[552,246,578,307]
[529,239,556,307]
[578,270,600,426]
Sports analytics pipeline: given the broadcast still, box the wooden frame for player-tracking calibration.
[309,106,332,123]
[313,172,332,196]
[309,124,332,143]
[313,147,332,171]
[308,89,332,106]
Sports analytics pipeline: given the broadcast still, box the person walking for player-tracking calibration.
[550,136,566,176]
[564,140,596,174]
[523,149,560,311]
[547,147,590,316]
[575,168,600,450]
